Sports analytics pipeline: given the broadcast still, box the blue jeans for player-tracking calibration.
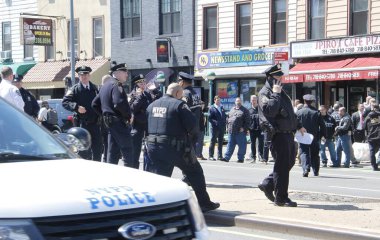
[224,132,247,161]
[335,134,352,167]
[319,138,336,164]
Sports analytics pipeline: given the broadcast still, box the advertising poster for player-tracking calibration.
[21,18,53,46]
[217,81,238,111]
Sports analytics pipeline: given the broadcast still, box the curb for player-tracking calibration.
[204,211,380,240]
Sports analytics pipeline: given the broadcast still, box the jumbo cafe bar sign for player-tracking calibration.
[291,34,380,58]
[21,18,53,46]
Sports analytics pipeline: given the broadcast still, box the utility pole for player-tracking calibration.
[69,0,75,86]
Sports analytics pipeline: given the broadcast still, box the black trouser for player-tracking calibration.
[353,130,365,143]
[79,122,102,161]
[300,139,320,174]
[261,133,296,203]
[145,141,212,206]
[107,121,133,167]
[101,122,108,162]
[250,129,264,159]
[369,141,380,169]
[131,127,145,169]
[209,127,224,158]
[262,132,270,161]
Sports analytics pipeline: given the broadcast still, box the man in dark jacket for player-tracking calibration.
[12,74,39,118]
[364,104,380,171]
[319,105,336,167]
[352,103,366,143]
[248,95,264,163]
[297,94,324,177]
[208,95,227,160]
[257,64,306,207]
[333,107,353,168]
[221,97,250,163]
[63,66,101,161]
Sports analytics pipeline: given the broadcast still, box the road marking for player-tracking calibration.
[208,227,286,240]
[329,186,380,192]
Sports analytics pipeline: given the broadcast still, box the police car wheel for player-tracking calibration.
[52,129,61,135]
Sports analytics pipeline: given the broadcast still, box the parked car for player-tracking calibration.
[0,96,208,239]
[38,99,74,132]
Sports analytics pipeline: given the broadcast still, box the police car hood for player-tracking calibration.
[0,159,191,218]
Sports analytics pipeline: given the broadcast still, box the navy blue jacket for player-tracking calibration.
[296,104,324,139]
[208,104,226,130]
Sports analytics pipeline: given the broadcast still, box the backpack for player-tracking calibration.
[46,108,58,125]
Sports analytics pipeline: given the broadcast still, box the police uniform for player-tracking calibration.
[258,64,301,207]
[129,74,153,169]
[92,63,134,166]
[145,93,220,212]
[62,66,102,161]
[13,74,40,118]
[0,76,25,111]
[364,107,380,171]
[296,94,324,177]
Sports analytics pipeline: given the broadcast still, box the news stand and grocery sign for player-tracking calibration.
[20,17,53,46]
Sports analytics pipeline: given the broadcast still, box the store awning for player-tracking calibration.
[22,58,110,89]
[195,65,271,79]
[288,56,380,82]
[0,61,36,76]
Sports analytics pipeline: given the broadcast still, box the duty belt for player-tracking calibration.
[276,130,294,134]
[146,135,185,151]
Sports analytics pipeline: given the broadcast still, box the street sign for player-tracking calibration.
[274,52,288,61]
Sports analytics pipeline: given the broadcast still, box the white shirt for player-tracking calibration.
[38,107,48,122]
[0,79,25,110]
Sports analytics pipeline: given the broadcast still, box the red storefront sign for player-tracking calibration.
[300,69,379,82]
[274,52,289,61]
[282,74,304,83]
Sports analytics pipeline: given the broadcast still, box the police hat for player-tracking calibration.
[303,94,315,101]
[110,63,128,73]
[264,64,284,77]
[13,74,23,82]
[75,66,92,75]
[178,72,194,83]
[132,74,145,85]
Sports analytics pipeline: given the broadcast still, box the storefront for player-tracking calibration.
[288,35,380,113]
[195,47,291,110]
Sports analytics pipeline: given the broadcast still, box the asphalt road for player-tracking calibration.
[172,160,380,199]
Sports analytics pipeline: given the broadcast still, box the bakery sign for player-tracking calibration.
[291,34,380,58]
[21,18,53,46]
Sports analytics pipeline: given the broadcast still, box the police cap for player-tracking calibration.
[263,64,284,77]
[132,74,145,85]
[13,74,23,82]
[178,72,194,83]
[110,63,128,73]
[303,94,315,101]
[75,66,92,75]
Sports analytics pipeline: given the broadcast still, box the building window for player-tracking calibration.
[350,0,368,35]
[67,20,79,57]
[203,6,218,49]
[2,22,11,51]
[236,3,251,47]
[93,17,104,57]
[271,0,287,44]
[121,0,141,38]
[160,0,181,34]
[308,0,325,39]
[24,45,33,59]
[45,45,54,60]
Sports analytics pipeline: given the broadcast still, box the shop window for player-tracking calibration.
[93,17,104,57]
[24,45,33,59]
[308,0,325,39]
[236,3,251,47]
[240,80,257,109]
[2,22,11,51]
[203,6,218,49]
[121,0,141,38]
[160,0,181,35]
[271,0,287,44]
[350,0,368,35]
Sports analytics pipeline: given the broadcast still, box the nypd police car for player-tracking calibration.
[0,97,208,240]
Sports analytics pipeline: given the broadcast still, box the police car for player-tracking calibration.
[0,97,208,239]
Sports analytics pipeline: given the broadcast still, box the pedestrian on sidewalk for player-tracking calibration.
[352,103,366,143]
[257,64,306,207]
[196,102,207,160]
[208,95,227,161]
[319,105,337,167]
[221,97,250,163]
[248,95,264,163]
[364,103,380,171]
[333,107,353,168]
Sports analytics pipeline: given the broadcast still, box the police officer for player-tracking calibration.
[364,104,380,171]
[257,64,306,207]
[12,74,40,119]
[129,74,153,169]
[296,94,324,177]
[0,66,24,110]
[92,63,133,166]
[145,83,220,212]
[62,66,102,161]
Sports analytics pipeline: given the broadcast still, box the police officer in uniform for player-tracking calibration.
[92,63,133,166]
[145,83,220,212]
[129,74,153,169]
[257,64,306,207]
[12,74,40,119]
[0,66,24,111]
[63,66,102,161]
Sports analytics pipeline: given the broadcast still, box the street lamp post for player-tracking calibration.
[156,73,165,93]
[69,0,75,87]
[204,72,216,107]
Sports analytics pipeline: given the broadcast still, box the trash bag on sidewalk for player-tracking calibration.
[353,142,370,162]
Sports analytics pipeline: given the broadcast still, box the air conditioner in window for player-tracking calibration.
[0,51,12,60]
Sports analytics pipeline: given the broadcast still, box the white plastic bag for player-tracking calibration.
[352,142,370,162]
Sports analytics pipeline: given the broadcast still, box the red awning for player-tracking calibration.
[287,56,380,82]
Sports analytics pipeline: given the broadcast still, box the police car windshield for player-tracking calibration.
[0,98,74,162]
